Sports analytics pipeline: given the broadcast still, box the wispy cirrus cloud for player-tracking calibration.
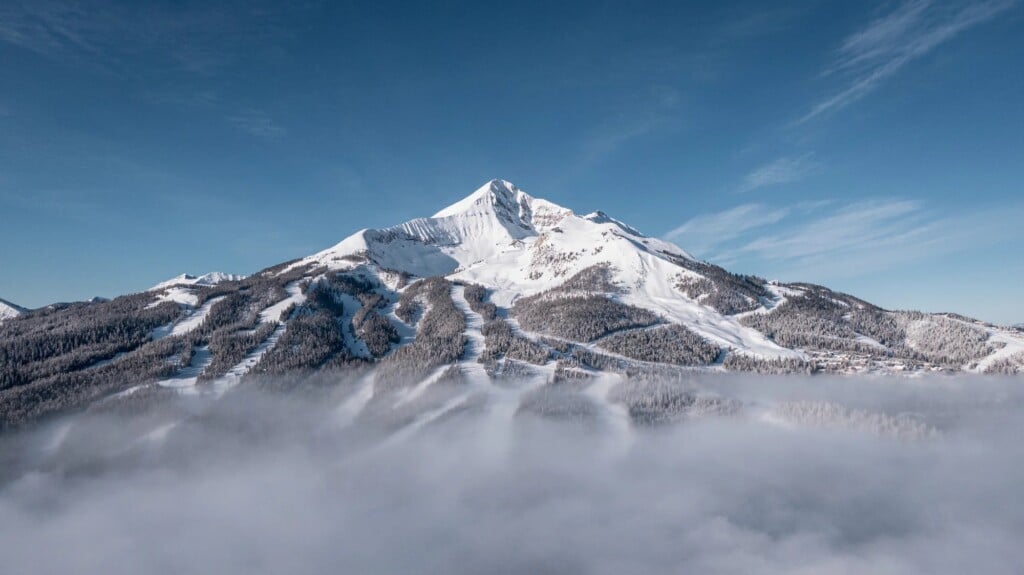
[664,203,790,255]
[737,199,928,262]
[227,109,286,141]
[800,0,1016,123]
[0,0,110,66]
[666,198,1024,278]
[0,0,296,76]
[577,85,683,167]
[738,153,818,193]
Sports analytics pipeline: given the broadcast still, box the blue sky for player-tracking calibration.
[0,0,1021,324]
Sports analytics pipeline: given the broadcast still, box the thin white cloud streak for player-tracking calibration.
[579,114,667,165]
[791,202,1024,279]
[738,199,925,261]
[738,154,818,193]
[664,203,790,255]
[0,0,108,65]
[227,110,286,140]
[800,0,1016,123]
[830,0,933,75]
[0,0,296,76]
[577,86,683,168]
[667,198,1024,278]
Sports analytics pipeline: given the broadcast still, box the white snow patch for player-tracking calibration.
[225,324,286,379]
[259,282,306,324]
[449,284,490,386]
[331,292,371,359]
[0,298,26,322]
[148,272,243,307]
[155,346,213,389]
[151,296,225,340]
[149,272,245,292]
[854,334,888,350]
[975,327,1024,372]
[148,286,199,308]
[85,351,130,370]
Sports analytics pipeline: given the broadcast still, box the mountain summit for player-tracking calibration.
[1,179,1022,429]
[305,179,694,294]
[305,179,581,278]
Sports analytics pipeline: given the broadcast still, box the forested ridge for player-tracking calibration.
[0,255,1016,431]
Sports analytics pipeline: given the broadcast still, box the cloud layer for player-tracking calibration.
[1,376,1023,574]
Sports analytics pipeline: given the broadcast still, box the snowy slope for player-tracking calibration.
[148,272,245,306]
[6,179,1024,435]
[294,179,796,359]
[7,177,1021,423]
[150,272,245,291]
[303,180,693,277]
[0,298,27,322]
[281,178,1024,371]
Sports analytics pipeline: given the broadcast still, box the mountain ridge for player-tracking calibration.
[1,179,1022,429]
[0,298,27,322]
[150,272,246,291]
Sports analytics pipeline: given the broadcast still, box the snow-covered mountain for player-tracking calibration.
[288,180,1022,370]
[149,272,246,306]
[150,272,246,291]
[297,179,787,357]
[0,298,27,322]
[2,179,1022,430]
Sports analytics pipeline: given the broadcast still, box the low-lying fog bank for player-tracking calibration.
[1,375,1022,574]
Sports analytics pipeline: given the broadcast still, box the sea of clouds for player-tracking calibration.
[1,375,1022,574]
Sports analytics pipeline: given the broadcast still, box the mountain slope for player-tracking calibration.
[150,272,246,291]
[149,271,246,306]
[297,180,790,358]
[0,298,27,322]
[1,179,1022,430]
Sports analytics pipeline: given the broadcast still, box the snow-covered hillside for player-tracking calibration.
[297,180,793,359]
[149,272,245,306]
[3,179,1023,431]
[150,272,245,291]
[0,298,27,322]
[291,179,1024,374]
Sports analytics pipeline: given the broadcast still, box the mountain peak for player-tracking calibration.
[150,272,245,292]
[428,179,573,234]
[305,179,693,279]
[433,179,532,218]
[583,210,646,237]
